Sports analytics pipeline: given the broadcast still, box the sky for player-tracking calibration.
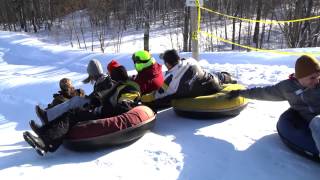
[0,30,319,180]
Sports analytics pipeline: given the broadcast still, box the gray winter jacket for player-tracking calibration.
[239,78,320,122]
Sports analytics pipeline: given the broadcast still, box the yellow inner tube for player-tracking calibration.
[172,84,248,112]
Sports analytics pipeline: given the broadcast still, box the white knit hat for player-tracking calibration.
[83,59,103,83]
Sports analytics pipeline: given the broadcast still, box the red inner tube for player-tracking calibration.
[66,105,155,140]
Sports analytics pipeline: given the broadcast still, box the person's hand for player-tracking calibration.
[118,100,135,111]
[227,90,240,100]
[141,92,155,103]
[88,93,101,107]
[130,75,136,80]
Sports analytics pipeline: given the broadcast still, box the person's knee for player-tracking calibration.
[309,116,320,131]
[71,96,83,102]
[221,72,237,84]
[69,96,87,106]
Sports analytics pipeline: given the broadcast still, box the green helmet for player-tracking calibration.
[132,50,155,72]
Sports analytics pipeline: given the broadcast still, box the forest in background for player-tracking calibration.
[0,0,319,53]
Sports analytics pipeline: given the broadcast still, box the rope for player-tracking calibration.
[200,6,320,25]
[200,31,320,56]
[193,0,320,56]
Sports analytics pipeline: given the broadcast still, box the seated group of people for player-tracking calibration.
[24,49,320,157]
[24,49,236,156]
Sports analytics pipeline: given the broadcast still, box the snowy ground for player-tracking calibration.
[0,31,319,179]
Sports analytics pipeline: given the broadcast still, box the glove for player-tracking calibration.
[130,75,136,81]
[141,92,155,103]
[118,100,134,111]
[227,90,240,100]
[88,93,101,107]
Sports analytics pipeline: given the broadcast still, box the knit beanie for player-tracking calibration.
[110,66,129,82]
[83,59,103,83]
[107,60,121,74]
[162,49,180,66]
[295,55,320,79]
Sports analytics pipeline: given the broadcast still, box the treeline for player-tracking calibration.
[0,0,86,32]
[0,0,319,52]
[201,0,320,50]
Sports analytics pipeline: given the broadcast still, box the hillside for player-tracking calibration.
[0,31,319,179]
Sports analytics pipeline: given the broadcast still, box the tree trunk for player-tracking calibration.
[253,0,262,48]
[267,13,274,43]
[259,21,266,48]
[232,3,240,50]
[237,2,243,50]
[143,0,151,51]
[80,15,87,50]
[299,0,313,47]
[183,7,190,52]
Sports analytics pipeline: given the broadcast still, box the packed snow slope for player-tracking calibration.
[0,31,319,180]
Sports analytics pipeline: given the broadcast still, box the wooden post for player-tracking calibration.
[186,0,202,60]
[190,7,199,60]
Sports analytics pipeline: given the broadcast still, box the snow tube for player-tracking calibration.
[64,105,156,150]
[142,100,171,112]
[141,93,172,111]
[171,84,248,118]
[277,109,320,162]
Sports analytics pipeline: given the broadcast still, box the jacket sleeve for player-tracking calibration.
[116,85,141,112]
[47,95,65,109]
[94,81,118,101]
[118,92,140,103]
[154,74,174,99]
[239,81,287,101]
[93,75,114,93]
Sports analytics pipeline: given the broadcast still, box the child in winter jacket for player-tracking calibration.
[228,55,320,153]
[35,59,113,125]
[46,78,85,109]
[131,50,164,94]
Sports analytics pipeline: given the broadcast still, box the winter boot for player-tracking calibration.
[35,105,49,125]
[23,131,48,156]
[29,120,42,136]
[221,72,237,84]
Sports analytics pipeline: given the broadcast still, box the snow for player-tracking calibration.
[0,30,319,179]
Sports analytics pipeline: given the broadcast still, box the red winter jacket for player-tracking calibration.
[133,63,164,94]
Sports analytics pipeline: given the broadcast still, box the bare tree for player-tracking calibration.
[143,0,151,51]
[79,12,87,50]
[183,6,190,52]
[253,0,262,48]
[232,1,240,50]
[1,0,319,53]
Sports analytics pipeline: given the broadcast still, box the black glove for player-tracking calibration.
[227,90,241,100]
[88,93,101,107]
[118,100,134,111]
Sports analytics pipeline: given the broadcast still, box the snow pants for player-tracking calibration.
[46,96,90,122]
[309,115,320,153]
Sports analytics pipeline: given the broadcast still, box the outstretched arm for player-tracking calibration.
[239,82,287,101]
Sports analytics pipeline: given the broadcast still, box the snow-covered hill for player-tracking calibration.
[0,31,319,179]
